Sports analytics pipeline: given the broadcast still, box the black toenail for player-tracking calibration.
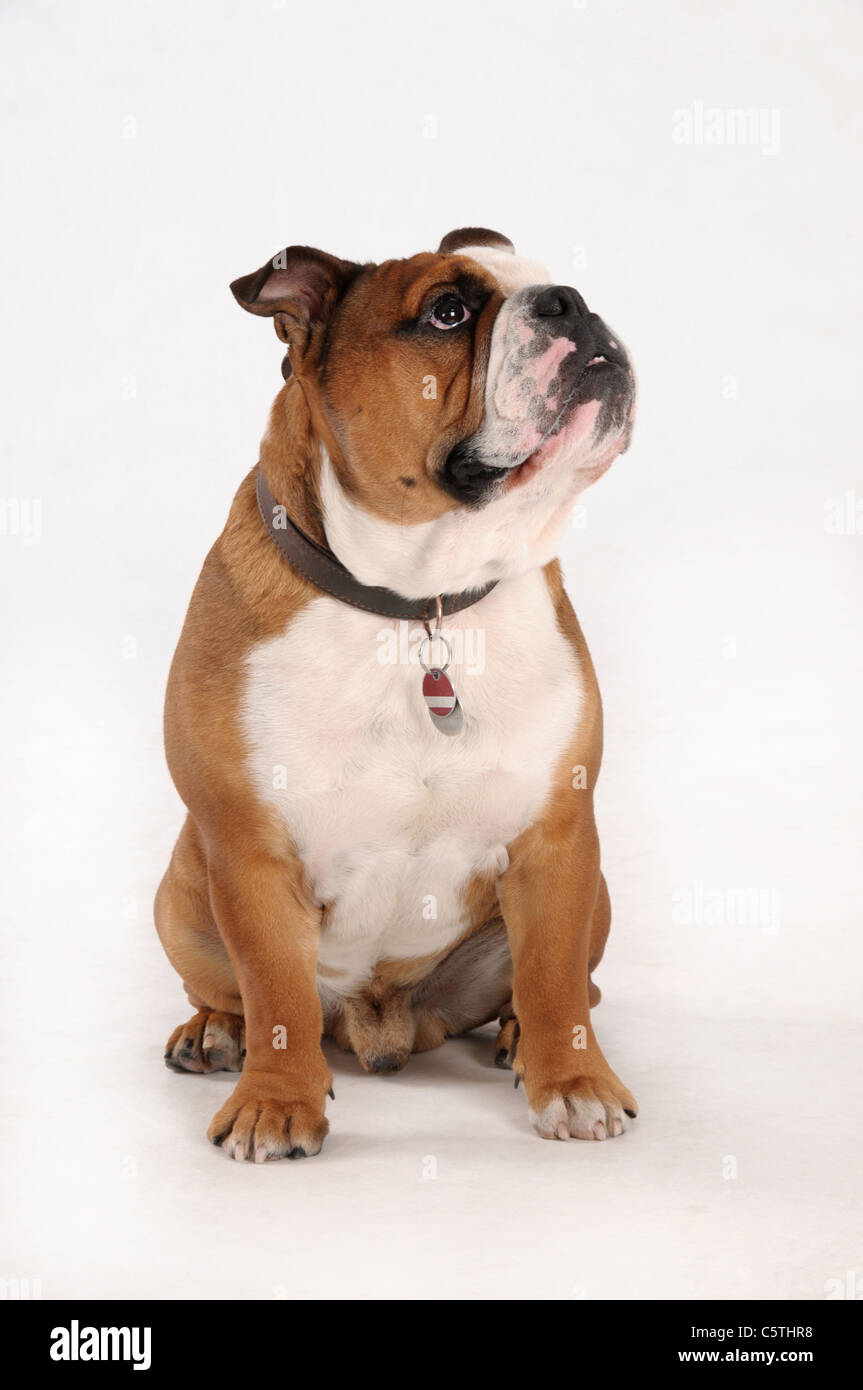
[624,1108,636,1118]
[288,1146,307,1159]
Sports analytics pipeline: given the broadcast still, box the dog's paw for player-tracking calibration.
[207,1070,330,1163]
[164,1009,245,1073]
[527,1072,638,1142]
[493,1015,519,1070]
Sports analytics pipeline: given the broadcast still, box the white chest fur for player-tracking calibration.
[241,569,582,993]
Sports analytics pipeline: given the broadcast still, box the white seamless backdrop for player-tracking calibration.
[1,0,861,1300]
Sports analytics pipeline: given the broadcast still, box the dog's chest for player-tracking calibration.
[241,570,582,991]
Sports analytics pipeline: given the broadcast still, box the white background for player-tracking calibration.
[2,0,861,1301]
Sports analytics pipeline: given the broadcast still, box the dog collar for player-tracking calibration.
[255,467,498,622]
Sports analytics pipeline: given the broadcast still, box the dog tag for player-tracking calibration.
[422,668,464,736]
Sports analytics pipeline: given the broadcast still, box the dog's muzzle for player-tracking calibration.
[441,283,634,505]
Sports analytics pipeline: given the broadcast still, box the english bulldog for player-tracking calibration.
[155,227,638,1160]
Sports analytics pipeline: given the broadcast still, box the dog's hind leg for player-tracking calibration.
[493,1001,520,1070]
[587,871,611,1007]
[155,815,245,1072]
[164,1008,246,1074]
[411,918,514,1057]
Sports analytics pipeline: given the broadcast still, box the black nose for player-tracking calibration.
[533,285,589,319]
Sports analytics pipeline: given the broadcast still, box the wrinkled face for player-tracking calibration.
[231,230,635,586]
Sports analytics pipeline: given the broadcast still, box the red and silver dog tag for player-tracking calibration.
[418,629,463,736]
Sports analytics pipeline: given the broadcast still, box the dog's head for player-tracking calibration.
[232,228,635,593]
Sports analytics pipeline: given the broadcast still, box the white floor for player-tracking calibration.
[2,0,861,1300]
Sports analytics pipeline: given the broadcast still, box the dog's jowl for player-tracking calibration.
[155,227,638,1159]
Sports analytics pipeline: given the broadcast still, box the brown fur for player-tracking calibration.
[498,564,635,1121]
[155,238,636,1157]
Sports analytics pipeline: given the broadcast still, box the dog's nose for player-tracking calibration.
[533,285,589,319]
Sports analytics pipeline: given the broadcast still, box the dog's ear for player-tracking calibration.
[437,227,515,255]
[230,246,359,371]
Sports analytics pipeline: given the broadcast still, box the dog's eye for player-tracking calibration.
[429,293,471,330]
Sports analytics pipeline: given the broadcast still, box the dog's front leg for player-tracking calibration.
[204,843,332,1162]
[499,819,637,1142]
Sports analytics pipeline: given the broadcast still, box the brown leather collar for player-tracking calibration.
[256,468,498,621]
